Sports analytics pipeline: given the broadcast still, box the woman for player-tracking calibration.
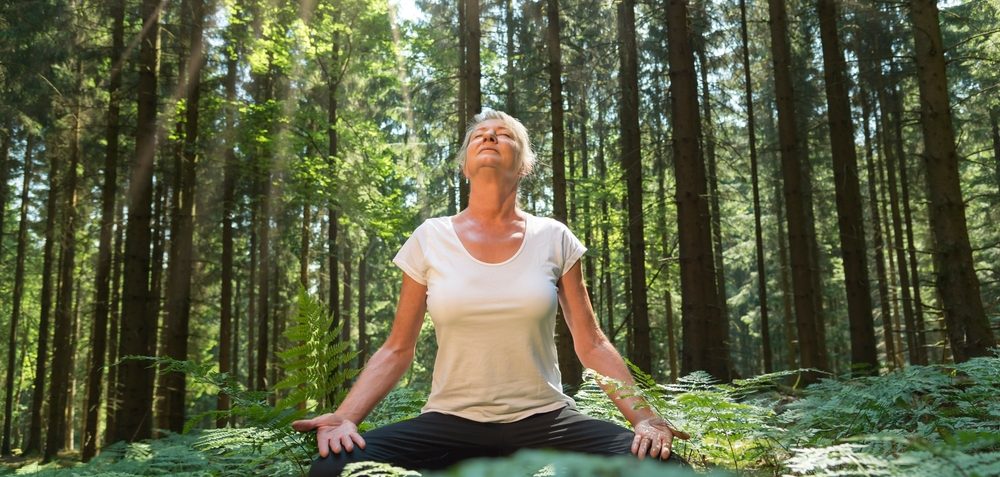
[293,110,689,476]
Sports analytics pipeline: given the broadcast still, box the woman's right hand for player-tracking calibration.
[292,413,366,457]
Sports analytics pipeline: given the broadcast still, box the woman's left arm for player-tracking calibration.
[557,260,690,460]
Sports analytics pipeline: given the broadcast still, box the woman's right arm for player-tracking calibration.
[292,273,427,457]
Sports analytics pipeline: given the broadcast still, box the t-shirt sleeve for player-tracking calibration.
[558,222,587,277]
[393,223,429,285]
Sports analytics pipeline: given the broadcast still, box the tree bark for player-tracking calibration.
[25,138,60,454]
[504,0,517,116]
[545,0,581,390]
[82,0,125,459]
[160,0,204,432]
[909,0,996,360]
[738,0,772,374]
[105,201,125,443]
[816,0,879,374]
[767,0,827,377]
[358,246,370,366]
[618,0,653,374]
[217,12,240,427]
[301,205,310,289]
[890,80,928,364]
[45,53,83,460]
[3,134,33,455]
[668,0,729,380]
[992,110,1000,193]
[112,0,161,443]
[693,3,730,337]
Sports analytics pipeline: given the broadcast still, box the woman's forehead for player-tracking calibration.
[474,119,511,131]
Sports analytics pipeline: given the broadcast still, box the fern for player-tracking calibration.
[275,289,360,413]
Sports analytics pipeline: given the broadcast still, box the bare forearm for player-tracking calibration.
[578,342,657,426]
[333,346,414,424]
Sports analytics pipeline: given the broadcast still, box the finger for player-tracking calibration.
[340,434,355,453]
[631,433,643,456]
[351,433,367,450]
[649,436,662,459]
[637,437,651,460]
[660,436,673,460]
[329,435,343,454]
[316,432,329,458]
[292,418,315,432]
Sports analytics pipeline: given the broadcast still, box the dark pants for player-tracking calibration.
[309,406,684,476]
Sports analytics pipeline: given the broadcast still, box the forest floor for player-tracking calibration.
[1,353,998,476]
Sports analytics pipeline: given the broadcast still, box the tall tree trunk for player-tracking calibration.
[301,205,310,289]
[341,233,353,347]
[878,128,906,367]
[66,282,82,450]
[738,0,772,373]
[3,135,33,455]
[358,246,370,366]
[693,3,730,336]
[0,126,9,257]
[256,173,271,391]
[652,75,679,381]
[767,0,827,377]
[327,33,341,332]
[45,54,83,460]
[504,0,516,115]
[83,0,125,458]
[457,0,467,212]
[105,201,125,443]
[816,0,879,374]
[891,81,928,364]
[909,0,996,360]
[160,0,204,432]
[860,88,897,371]
[217,14,240,428]
[880,84,919,365]
[247,218,257,389]
[668,0,729,380]
[26,139,60,455]
[148,164,167,428]
[597,120,615,343]
[992,110,1000,192]
[618,0,653,374]
[546,0,581,390]
[82,0,125,462]
[458,0,481,209]
[113,0,161,443]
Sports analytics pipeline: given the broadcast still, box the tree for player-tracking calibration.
[546,0,581,390]
[908,0,996,361]
[113,0,162,442]
[24,134,60,455]
[2,134,32,455]
[816,0,879,374]
[738,0,772,374]
[667,0,729,380]
[83,0,125,458]
[767,0,827,377]
[159,0,205,432]
[617,0,652,374]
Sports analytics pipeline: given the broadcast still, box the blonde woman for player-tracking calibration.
[293,110,688,475]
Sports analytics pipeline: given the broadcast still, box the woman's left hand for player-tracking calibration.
[631,416,690,460]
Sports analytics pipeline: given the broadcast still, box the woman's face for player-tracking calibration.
[465,119,521,180]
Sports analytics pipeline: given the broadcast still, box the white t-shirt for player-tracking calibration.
[392,212,587,423]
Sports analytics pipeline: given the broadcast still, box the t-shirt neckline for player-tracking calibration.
[448,213,530,266]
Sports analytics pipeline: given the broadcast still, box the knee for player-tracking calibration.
[308,451,362,477]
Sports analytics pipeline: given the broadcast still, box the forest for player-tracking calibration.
[0,0,998,475]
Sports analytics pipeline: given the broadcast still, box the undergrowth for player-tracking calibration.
[5,297,997,477]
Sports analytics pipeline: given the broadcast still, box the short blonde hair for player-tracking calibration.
[457,110,536,178]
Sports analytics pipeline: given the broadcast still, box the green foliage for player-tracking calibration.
[780,353,1000,476]
[574,366,795,471]
[275,289,359,412]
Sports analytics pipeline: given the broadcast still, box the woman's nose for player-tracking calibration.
[484,130,497,142]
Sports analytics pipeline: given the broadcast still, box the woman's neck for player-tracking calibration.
[462,180,521,223]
